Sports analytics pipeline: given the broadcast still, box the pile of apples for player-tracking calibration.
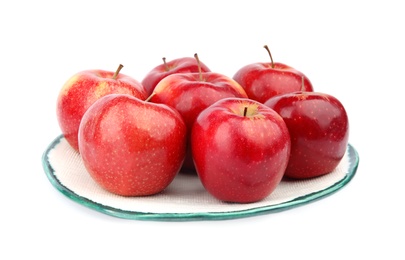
[56,46,349,203]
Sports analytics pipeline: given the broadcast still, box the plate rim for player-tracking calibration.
[42,135,359,221]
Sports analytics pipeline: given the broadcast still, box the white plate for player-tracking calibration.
[42,135,359,221]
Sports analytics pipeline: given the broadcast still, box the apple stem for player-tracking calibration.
[112,64,124,80]
[194,53,203,81]
[162,57,169,71]
[243,106,248,117]
[301,76,305,91]
[263,45,274,69]
[145,92,156,102]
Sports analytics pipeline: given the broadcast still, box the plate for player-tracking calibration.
[42,135,359,221]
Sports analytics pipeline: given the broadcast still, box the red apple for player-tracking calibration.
[141,56,211,95]
[191,97,291,203]
[233,45,314,103]
[57,65,147,152]
[78,94,187,196]
[264,91,349,179]
[150,54,248,172]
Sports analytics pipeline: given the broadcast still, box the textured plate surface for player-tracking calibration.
[42,135,359,221]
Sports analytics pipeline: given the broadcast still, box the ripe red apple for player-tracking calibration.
[150,54,248,172]
[78,94,187,196]
[233,45,314,103]
[57,65,147,152]
[141,56,211,95]
[264,91,349,179]
[191,97,291,203]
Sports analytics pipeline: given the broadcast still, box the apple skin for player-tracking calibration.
[150,72,249,172]
[57,68,147,152]
[264,91,349,179]
[141,57,211,95]
[78,94,187,196]
[191,97,291,203]
[233,62,314,103]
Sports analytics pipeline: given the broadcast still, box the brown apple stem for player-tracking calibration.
[194,53,203,81]
[162,57,169,71]
[301,76,305,91]
[112,64,124,79]
[145,92,156,102]
[243,106,248,117]
[263,45,274,69]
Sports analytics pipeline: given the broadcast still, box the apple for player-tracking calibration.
[233,45,314,103]
[150,54,249,172]
[141,56,211,95]
[78,93,187,196]
[191,97,291,203]
[57,64,147,152]
[264,91,349,179]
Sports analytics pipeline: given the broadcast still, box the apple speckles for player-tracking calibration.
[57,69,147,152]
[191,98,291,203]
[59,75,80,96]
[265,92,349,178]
[94,81,109,99]
[78,94,187,197]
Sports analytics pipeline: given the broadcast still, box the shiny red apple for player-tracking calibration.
[191,97,291,203]
[57,65,147,152]
[141,56,211,95]
[233,45,314,103]
[264,91,349,179]
[150,54,248,172]
[78,94,187,196]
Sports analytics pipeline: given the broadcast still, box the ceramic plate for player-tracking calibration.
[42,135,359,221]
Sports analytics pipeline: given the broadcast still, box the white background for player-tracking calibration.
[1,1,404,259]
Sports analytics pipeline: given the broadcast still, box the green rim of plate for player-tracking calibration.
[42,135,359,221]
